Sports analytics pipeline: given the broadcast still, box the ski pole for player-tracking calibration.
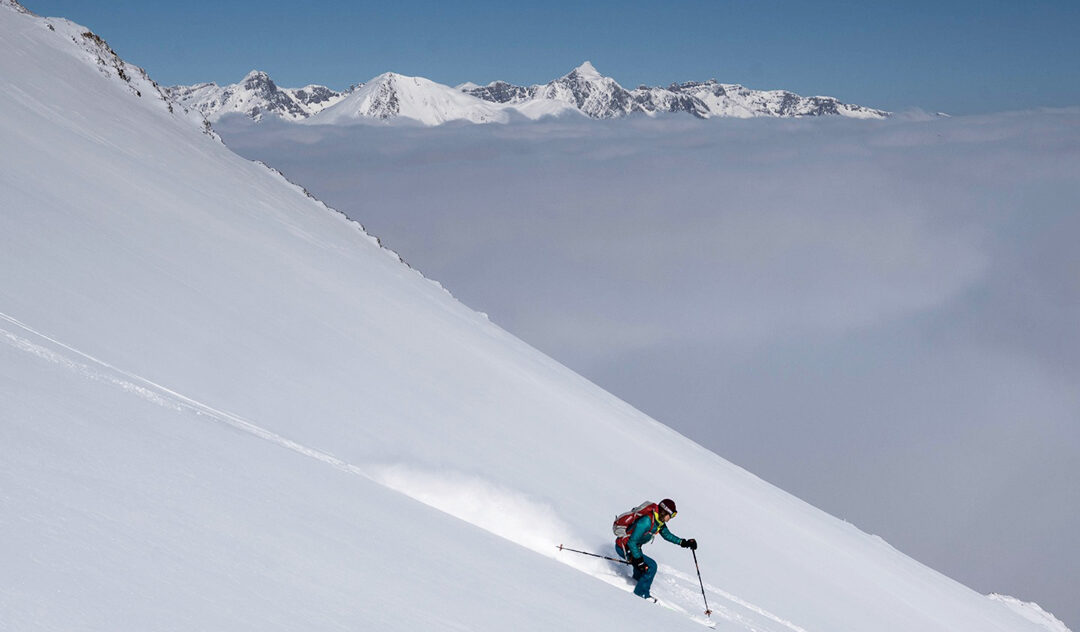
[556,544,631,565]
[691,548,713,617]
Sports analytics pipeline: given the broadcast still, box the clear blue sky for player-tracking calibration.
[24,0,1080,114]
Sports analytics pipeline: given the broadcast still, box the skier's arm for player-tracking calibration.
[626,516,651,559]
[660,524,683,545]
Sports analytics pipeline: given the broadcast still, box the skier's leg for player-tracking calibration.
[633,554,657,598]
[617,543,644,581]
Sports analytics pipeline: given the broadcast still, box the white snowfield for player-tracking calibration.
[0,3,1066,631]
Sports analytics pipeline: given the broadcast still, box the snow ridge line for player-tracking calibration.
[0,311,370,481]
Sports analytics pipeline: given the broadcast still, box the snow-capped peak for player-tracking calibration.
[166,70,348,122]
[570,60,602,80]
[307,71,511,126]
[534,61,638,118]
[242,69,271,83]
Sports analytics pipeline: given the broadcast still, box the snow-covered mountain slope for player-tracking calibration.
[532,60,643,119]
[0,0,207,131]
[165,70,349,121]
[464,62,890,120]
[670,79,887,119]
[464,79,536,104]
[305,72,513,125]
[0,3,1064,632]
[991,595,1073,632]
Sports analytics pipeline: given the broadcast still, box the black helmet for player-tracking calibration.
[658,498,677,518]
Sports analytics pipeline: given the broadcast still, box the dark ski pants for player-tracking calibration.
[616,543,658,599]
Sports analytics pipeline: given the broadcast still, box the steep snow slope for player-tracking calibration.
[0,3,1065,632]
[1,334,650,630]
[991,595,1073,632]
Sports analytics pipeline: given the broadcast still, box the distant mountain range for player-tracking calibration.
[165,70,348,123]
[166,62,890,126]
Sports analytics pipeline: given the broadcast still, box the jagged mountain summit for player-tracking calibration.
[165,70,349,122]
[533,60,641,119]
[168,61,888,126]
[465,61,704,119]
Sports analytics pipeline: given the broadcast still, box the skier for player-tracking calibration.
[614,498,697,600]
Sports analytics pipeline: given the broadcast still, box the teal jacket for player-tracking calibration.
[624,513,683,559]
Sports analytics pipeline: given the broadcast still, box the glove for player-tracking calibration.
[680,538,698,551]
[630,556,649,574]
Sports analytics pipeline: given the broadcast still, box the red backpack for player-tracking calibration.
[612,501,658,548]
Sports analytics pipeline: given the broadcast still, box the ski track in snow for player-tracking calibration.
[665,568,810,632]
[0,309,805,632]
[0,311,370,480]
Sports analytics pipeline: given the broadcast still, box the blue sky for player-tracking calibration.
[24,0,1080,114]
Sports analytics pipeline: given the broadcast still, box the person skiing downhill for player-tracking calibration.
[614,498,697,600]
